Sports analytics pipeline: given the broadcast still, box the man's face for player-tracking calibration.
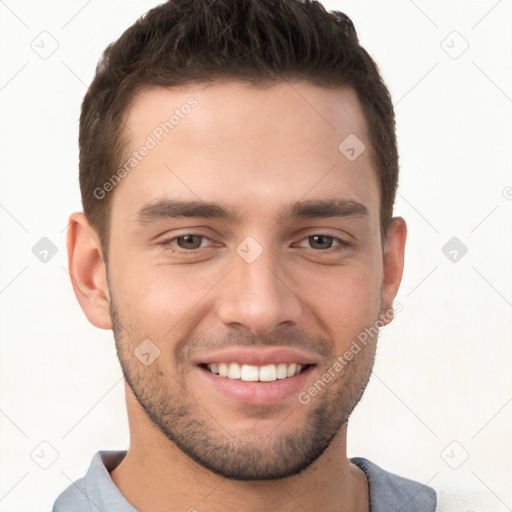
[105,81,397,480]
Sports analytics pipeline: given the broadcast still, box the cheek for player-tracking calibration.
[298,264,382,343]
[112,263,218,337]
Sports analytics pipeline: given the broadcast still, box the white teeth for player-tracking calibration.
[276,363,288,379]
[227,362,241,379]
[259,364,277,382]
[205,362,307,381]
[240,364,259,381]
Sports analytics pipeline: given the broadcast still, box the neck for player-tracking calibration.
[110,386,369,512]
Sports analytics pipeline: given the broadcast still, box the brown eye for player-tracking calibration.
[295,233,350,253]
[175,235,204,250]
[159,234,213,252]
[308,235,335,250]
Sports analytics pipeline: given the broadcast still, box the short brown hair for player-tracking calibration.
[79,0,398,262]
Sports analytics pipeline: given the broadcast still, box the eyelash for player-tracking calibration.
[158,233,351,254]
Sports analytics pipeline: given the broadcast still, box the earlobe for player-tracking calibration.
[379,216,407,326]
[66,212,113,330]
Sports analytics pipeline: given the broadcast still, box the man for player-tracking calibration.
[52,0,436,510]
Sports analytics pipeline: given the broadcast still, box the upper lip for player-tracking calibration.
[195,347,320,367]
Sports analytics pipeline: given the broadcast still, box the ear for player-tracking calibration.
[379,216,407,326]
[66,212,113,330]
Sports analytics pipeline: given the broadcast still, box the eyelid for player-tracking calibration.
[158,233,215,251]
[294,233,349,249]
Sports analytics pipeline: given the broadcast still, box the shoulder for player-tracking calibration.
[51,477,89,511]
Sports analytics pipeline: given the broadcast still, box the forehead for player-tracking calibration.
[112,80,379,226]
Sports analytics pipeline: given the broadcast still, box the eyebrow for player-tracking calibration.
[134,198,369,225]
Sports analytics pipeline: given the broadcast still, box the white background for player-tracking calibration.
[0,0,511,510]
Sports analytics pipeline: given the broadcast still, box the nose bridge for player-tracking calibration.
[216,237,303,335]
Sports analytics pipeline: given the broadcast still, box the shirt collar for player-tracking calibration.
[350,457,437,512]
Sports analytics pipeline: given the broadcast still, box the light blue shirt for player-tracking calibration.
[52,451,437,511]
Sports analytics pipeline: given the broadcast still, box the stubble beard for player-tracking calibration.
[109,294,378,481]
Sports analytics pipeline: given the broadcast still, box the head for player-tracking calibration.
[68,0,406,481]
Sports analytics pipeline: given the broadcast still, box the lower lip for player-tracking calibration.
[197,365,315,405]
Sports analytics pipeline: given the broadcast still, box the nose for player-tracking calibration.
[216,242,304,336]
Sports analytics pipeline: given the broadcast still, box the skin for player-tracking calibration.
[67,80,407,512]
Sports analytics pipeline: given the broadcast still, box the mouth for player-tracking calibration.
[200,362,312,382]
[197,362,316,405]
[194,346,320,405]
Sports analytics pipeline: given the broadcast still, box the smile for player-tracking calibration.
[204,362,309,382]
